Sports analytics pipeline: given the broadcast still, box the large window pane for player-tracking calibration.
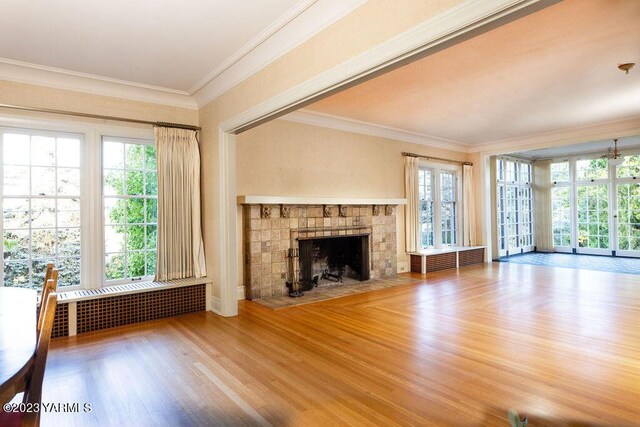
[576,158,608,181]
[103,138,157,282]
[616,155,640,179]
[441,171,456,246]
[551,161,570,183]
[2,131,82,289]
[419,169,434,248]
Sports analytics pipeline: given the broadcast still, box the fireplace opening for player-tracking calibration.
[297,234,370,292]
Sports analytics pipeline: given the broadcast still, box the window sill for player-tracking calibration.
[408,245,486,256]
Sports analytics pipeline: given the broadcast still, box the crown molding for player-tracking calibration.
[188,0,319,95]
[281,109,470,152]
[0,57,197,109]
[192,0,368,107]
[468,116,640,155]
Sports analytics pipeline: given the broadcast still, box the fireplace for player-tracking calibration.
[240,201,401,300]
[298,234,370,291]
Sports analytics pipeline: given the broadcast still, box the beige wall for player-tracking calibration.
[0,80,198,126]
[199,0,465,298]
[235,119,468,284]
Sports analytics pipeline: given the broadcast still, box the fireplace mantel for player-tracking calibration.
[238,196,406,205]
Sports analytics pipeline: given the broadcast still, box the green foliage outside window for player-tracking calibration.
[104,142,157,281]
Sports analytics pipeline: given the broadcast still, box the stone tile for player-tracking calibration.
[250,206,260,219]
[250,242,261,254]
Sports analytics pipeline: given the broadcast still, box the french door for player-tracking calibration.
[576,183,610,255]
[615,182,640,257]
[497,158,534,257]
[551,155,640,258]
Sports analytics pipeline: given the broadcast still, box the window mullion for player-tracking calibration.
[434,167,442,248]
[84,130,102,289]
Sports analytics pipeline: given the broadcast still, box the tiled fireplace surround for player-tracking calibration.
[242,203,399,299]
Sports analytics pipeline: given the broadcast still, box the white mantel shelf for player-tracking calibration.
[238,196,407,205]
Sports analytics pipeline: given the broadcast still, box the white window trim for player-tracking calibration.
[419,161,462,249]
[0,113,154,290]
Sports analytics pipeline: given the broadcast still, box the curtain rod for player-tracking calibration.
[402,151,472,166]
[0,103,201,131]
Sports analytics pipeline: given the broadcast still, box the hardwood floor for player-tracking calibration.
[42,263,640,426]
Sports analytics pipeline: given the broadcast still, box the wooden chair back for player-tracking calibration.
[24,291,57,427]
[37,266,58,337]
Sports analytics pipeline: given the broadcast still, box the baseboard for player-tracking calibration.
[210,296,222,315]
[397,261,409,273]
[208,285,244,316]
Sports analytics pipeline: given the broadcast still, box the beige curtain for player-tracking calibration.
[154,127,206,281]
[404,156,420,252]
[462,164,476,246]
[533,159,553,252]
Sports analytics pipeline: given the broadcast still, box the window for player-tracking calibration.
[551,153,640,256]
[103,138,157,283]
[1,123,156,292]
[551,161,570,183]
[616,155,640,179]
[440,171,457,246]
[497,158,505,182]
[2,130,82,290]
[520,162,532,185]
[418,164,460,249]
[576,158,608,181]
[506,160,518,183]
[418,169,434,247]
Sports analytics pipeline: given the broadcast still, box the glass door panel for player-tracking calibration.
[551,187,571,248]
[616,183,640,254]
[520,187,533,248]
[497,185,506,253]
[506,186,519,252]
[577,184,609,253]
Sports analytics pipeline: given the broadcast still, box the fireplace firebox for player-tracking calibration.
[297,234,370,291]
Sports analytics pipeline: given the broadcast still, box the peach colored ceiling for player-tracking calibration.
[305,0,640,146]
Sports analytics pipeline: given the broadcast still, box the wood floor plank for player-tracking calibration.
[40,262,640,426]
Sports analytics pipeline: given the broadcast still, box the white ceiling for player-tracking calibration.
[0,0,303,91]
[0,0,366,107]
[303,0,640,147]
